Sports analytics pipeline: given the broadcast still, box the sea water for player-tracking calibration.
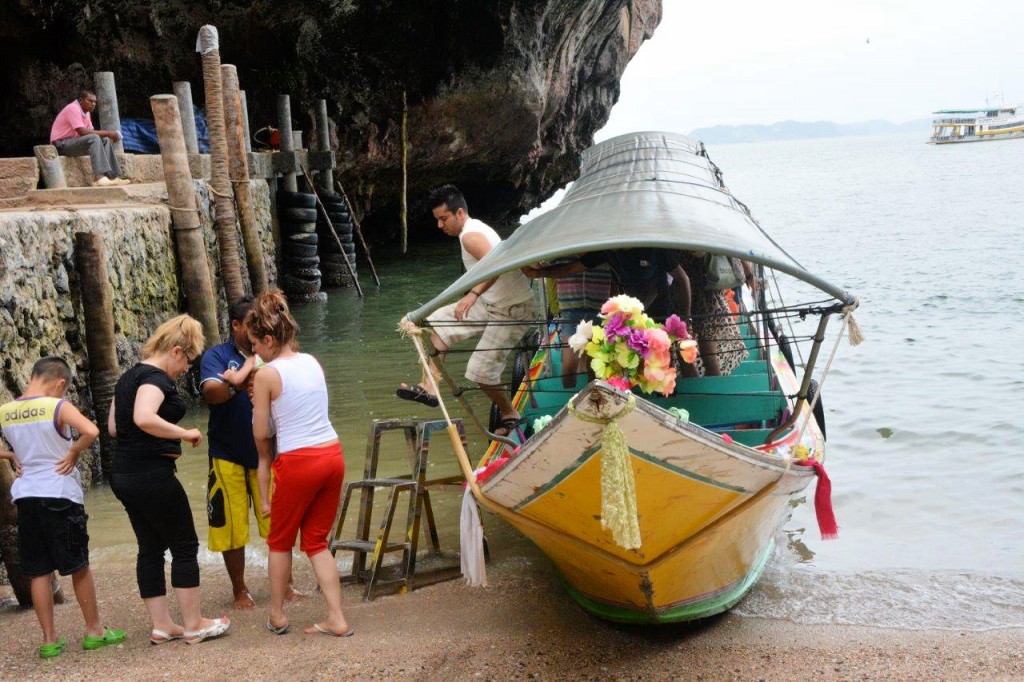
[86,132,1024,631]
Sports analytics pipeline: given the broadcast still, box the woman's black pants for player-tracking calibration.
[110,467,200,599]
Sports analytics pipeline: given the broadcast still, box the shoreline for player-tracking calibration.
[1,539,1020,681]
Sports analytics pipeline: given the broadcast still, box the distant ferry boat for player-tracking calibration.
[929,105,1024,144]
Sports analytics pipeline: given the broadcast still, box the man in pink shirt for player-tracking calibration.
[50,90,129,187]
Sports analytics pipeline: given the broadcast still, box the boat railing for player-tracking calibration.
[932,117,976,125]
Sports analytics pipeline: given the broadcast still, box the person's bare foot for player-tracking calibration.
[233,589,255,609]
[285,585,306,603]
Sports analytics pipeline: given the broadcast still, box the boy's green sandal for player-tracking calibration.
[83,627,127,650]
[39,636,67,659]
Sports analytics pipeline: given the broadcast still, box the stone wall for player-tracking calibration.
[0,179,276,484]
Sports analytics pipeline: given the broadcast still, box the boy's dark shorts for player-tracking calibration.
[15,497,90,578]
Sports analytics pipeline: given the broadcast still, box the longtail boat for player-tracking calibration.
[401,131,861,624]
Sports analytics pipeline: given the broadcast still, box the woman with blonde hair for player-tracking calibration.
[108,314,230,645]
[245,289,351,637]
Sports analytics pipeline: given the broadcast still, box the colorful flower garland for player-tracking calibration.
[568,295,698,396]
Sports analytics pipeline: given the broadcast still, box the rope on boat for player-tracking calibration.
[567,394,642,550]
[842,299,865,346]
[790,310,852,464]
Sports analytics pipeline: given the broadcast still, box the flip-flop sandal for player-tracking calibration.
[149,629,183,645]
[395,385,439,408]
[39,636,67,659]
[265,620,290,635]
[306,622,355,637]
[83,627,127,650]
[493,416,525,438]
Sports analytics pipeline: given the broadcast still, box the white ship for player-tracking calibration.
[929,105,1024,144]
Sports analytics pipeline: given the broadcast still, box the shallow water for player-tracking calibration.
[87,131,1024,630]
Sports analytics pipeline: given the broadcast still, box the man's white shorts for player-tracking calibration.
[428,297,540,385]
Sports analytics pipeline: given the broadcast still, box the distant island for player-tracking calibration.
[690,118,932,144]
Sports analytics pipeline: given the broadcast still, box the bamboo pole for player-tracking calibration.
[73,231,121,479]
[222,64,268,294]
[150,94,221,348]
[94,72,124,154]
[335,182,382,287]
[314,99,334,194]
[277,95,298,192]
[400,90,408,255]
[172,81,199,154]
[197,25,247,304]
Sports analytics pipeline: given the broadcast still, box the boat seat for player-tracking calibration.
[662,391,787,428]
[674,373,771,394]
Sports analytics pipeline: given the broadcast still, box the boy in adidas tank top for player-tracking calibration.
[0,357,125,658]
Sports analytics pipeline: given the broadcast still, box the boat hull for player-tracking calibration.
[480,381,822,624]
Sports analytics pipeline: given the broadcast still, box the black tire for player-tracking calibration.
[286,233,318,245]
[326,209,350,221]
[288,291,328,305]
[283,221,317,234]
[282,254,320,268]
[807,379,827,441]
[279,207,318,223]
[276,191,316,209]
[289,266,322,279]
[282,242,318,258]
[320,194,346,209]
[281,274,321,295]
[342,242,355,255]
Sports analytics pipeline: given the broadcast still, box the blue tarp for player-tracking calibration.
[121,107,210,153]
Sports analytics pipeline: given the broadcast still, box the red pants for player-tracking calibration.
[267,442,344,555]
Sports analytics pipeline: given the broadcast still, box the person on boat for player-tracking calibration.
[108,314,230,645]
[523,248,700,377]
[395,184,541,437]
[541,258,613,388]
[199,296,302,610]
[49,89,130,187]
[247,289,352,638]
[675,252,750,376]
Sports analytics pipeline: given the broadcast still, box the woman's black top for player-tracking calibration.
[112,363,187,473]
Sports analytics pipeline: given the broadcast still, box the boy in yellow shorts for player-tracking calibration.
[0,356,125,658]
[201,297,299,608]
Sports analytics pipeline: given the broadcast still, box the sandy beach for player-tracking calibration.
[1,530,1020,682]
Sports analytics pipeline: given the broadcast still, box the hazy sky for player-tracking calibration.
[597,0,1024,137]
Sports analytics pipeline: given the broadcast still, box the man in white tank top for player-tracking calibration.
[396,185,540,437]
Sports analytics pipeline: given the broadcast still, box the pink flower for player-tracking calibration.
[663,314,690,340]
[606,376,633,391]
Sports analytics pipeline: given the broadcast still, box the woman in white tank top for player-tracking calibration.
[243,289,352,638]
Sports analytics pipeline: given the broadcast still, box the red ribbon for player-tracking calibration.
[793,458,839,540]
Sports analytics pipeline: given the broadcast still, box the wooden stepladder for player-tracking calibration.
[329,418,467,600]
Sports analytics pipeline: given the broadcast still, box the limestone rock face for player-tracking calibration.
[4,1,661,234]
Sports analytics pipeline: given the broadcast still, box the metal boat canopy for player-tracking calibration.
[406,131,853,324]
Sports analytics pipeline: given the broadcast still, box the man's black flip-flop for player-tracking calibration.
[395,385,440,408]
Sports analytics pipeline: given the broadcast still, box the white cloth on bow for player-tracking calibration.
[459,469,488,587]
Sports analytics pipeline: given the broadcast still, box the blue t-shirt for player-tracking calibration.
[200,342,258,469]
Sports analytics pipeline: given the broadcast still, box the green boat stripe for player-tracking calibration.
[562,538,776,624]
[512,443,751,512]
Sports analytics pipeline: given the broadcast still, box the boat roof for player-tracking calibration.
[932,107,1017,114]
[406,131,854,324]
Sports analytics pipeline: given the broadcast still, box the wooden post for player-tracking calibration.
[400,90,408,255]
[277,94,298,192]
[222,64,268,294]
[94,72,124,153]
[239,90,252,153]
[33,145,67,189]
[197,25,247,304]
[73,231,121,478]
[315,99,334,194]
[173,81,200,154]
[150,94,221,348]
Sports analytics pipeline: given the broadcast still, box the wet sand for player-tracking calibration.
[1,535,1020,681]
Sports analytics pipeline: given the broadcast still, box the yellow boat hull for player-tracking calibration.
[480,379,822,623]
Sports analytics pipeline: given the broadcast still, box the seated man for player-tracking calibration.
[397,185,541,437]
[50,89,129,187]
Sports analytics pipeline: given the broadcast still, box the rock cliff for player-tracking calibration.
[4,1,661,233]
